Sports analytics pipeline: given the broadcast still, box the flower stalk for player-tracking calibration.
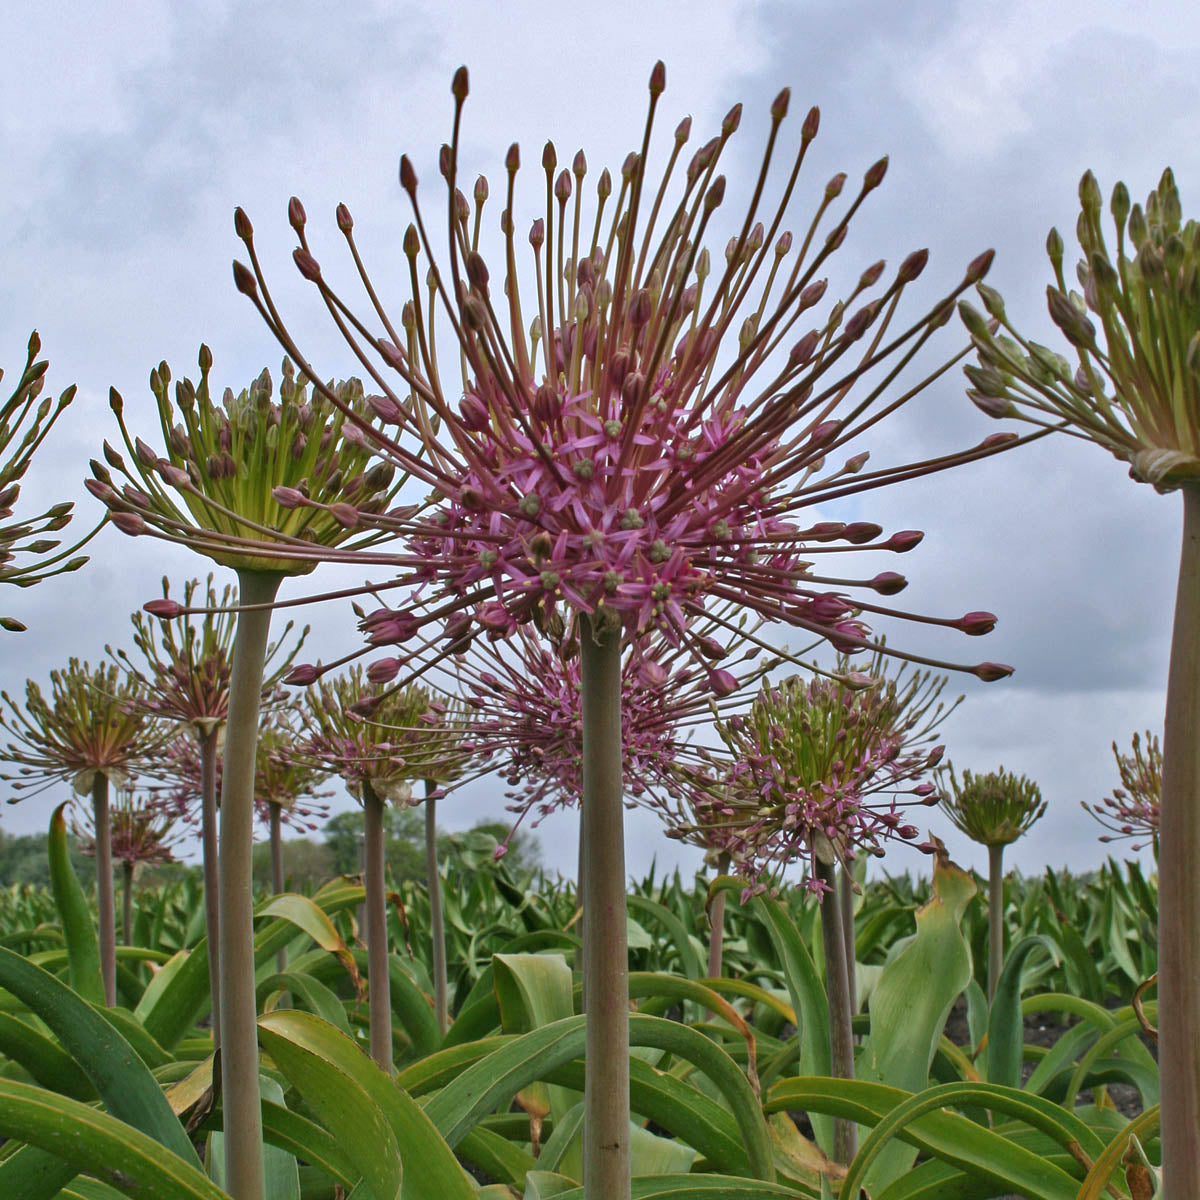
[217,567,282,1200]
[91,772,115,1005]
[815,856,857,1163]
[579,613,630,1196]
[361,778,392,1071]
[424,778,447,1035]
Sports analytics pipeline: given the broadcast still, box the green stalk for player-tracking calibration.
[269,804,286,975]
[987,842,1005,1003]
[838,865,857,1018]
[1160,482,1200,1191]
[218,568,282,1200]
[122,860,134,948]
[707,852,730,980]
[362,779,392,1073]
[579,615,629,1200]
[198,727,222,1050]
[92,773,115,1007]
[424,779,447,1036]
[816,857,857,1164]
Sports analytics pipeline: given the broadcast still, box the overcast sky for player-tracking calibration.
[2,0,1196,886]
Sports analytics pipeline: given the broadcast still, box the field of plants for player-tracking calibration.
[0,825,1163,1199]
[0,46,1192,1200]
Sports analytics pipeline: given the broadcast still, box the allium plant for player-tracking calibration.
[937,764,1044,998]
[958,166,1200,1187]
[0,660,165,1004]
[86,352,403,1197]
[666,651,952,1162]
[0,332,95,632]
[110,573,309,1047]
[292,668,456,1067]
[235,64,1022,1198]
[72,787,183,945]
[1082,731,1161,855]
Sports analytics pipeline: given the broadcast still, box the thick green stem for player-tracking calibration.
[362,780,392,1074]
[270,804,286,975]
[579,616,629,1200]
[219,568,281,1200]
[817,858,857,1164]
[121,860,134,948]
[987,842,1005,1003]
[1160,483,1200,1192]
[838,866,857,1018]
[92,773,115,1007]
[707,852,730,980]
[199,728,222,1051]
[425,781,447,1036]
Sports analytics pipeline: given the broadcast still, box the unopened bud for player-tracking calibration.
[293,249,322,281]
[956,611,996,635]
[286,664,320,686]
[870,571,907,595]
[144,598,183,620]
[863,157,888,189]
[288,196,307,231]
[886,529,923,552]
[336,202,353,232]
[972,661,1013,682]
[233,207,253,240]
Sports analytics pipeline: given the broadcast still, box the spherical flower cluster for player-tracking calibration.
[236,63,1017,687]
[72,788,184,869]
[664,652,953,893]
[1082,730,1160,852]
[452,618,774,837]
[937,764,1045,848]
[291,668,466,805]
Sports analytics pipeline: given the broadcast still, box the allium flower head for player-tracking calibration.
[665,650,954,892]
[293,668,463,805]
[960,167,1200,490]
[450,615,774,831]
[0,660,166,799]
[937,764,1046,848]
[236,63,1017,684]
[110,574,309,733]
[0,331,93,630]
[72,788,184,868]
[1082,730,1160,851]
[87,350,403,575]
[156,717,330,834]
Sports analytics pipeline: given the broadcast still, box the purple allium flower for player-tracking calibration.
[0,659,166,799]
[1082,730,1160,853]
[110,574,309,734]
[235,64,1018,684]
[155,717,331,835]
[72,788,185,869]
[661,650,954,895]
[444,613,775,840]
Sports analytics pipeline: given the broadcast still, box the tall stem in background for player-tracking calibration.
[838,866,857,1018]
[424,779,447,1035]
[122,860,134,948]
[362,779,392,1073]
[580,616,629,1200]
[198,727,222,1049]
[219,568,281,1200]
[91,773,115,1006]
[707,852,730,980]
[817,858,857,1164]
[1161,483,1200,1192]
[987,843,1005,1002]
[269,804,286,975]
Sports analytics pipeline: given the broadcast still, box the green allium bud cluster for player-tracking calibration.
[938,764,1045,847]
[960,167,1200,490]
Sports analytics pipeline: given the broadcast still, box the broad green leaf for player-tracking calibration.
[629,892,703,979]
[986,935,1058,1087]
[256,892,362,993]
[0,947,198,1164]
[856,848,975,1194]
[553,1178,812,1199]
[257,970,351,1033]
[523,1171,579,1199]
[0,1010,95,1099]
[257,1009,475,1200]
[47,802,104,1006]
[494,952,578,1126]
[0,1077,227,1200]
[749,890,832,1152]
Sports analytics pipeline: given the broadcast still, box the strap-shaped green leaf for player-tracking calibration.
[47,801,104,1006]
[0,1077,226,1200]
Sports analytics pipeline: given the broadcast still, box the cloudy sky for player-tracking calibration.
[2,0,1196,885]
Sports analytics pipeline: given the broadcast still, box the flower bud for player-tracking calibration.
[956,611,996,635]
[366,657,401,684]
[886,529,923,552]
[293,248,322,282]
[288,196,307,231]
[286,664,321,686]
[707,669,739,697]
[972,661,1013,682]
[144,598,184,620]
[273,486,307,509]
[869,571,906,595]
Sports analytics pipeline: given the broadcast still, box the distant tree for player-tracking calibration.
[0,826,96,887]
